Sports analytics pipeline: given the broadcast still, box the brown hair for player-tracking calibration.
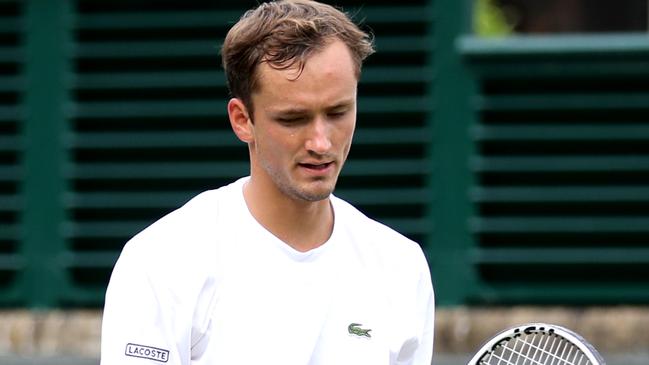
[221,0,375,113]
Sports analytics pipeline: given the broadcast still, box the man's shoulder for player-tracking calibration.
[331,195,431,295]
[331,195,422,257]
[133,189,221,242]
[121,179,245,262]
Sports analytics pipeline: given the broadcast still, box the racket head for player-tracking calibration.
[467,322,606,365]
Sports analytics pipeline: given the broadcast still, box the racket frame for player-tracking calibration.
[467,322,606,365]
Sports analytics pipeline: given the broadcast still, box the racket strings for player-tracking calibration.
[479,331,592,365]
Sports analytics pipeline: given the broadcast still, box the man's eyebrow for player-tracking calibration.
[327,99,356,110]
[270,99,356,115]
[271,108,309,116]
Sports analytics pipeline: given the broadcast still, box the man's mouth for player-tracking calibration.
[299,161,333,170]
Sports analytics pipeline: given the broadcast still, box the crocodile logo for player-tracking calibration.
[348,323,372,338]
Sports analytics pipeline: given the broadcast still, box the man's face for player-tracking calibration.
[246,39,357,202]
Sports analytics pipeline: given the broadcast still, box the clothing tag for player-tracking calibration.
[125,343,170,363]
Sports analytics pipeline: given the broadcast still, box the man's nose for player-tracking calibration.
[305,117,332,154]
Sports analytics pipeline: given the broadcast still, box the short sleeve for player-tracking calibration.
[412,255,435,365]
[100,242,190,365]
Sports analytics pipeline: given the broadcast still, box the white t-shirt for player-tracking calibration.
[101,177,434,365]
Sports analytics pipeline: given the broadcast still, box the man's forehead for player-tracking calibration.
[256,60,305,83]
[255,39,357,82]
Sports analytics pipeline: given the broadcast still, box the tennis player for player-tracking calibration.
[100,1,434,364]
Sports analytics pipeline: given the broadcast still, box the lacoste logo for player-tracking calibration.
[348,323,372,338]
[125,343,169,363]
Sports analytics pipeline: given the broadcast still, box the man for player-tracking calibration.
[100,1,434,364]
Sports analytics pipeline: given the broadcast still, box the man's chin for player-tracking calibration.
[301,192,332,202]
[291,182,336,202]
[295,187,333,202]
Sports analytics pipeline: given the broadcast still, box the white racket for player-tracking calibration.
[468,323,606,365]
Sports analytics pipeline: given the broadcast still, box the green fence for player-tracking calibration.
[460,34,649,304]
[1,0,649,308]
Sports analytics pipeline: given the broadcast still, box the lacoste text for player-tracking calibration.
[125,343,169,363]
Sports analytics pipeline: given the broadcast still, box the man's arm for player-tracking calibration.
[413,252,435,365]
[100,243,189,365]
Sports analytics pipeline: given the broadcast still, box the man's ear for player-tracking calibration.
[228,98,253,143]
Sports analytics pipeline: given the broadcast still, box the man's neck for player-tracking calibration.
[242,178,334,252]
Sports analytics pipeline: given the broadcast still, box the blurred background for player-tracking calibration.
[1,0,649,364]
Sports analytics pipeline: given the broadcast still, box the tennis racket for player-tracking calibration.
[468,322,606,365]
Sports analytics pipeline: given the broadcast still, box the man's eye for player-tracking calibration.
[328,111,347,119]
[277,116,304,124]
